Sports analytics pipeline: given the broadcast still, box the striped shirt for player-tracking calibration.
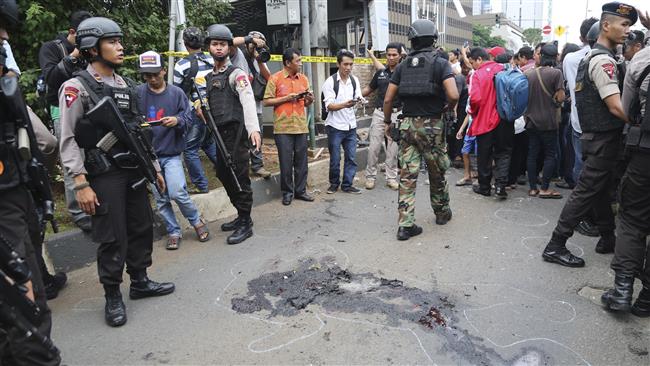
[173,52,214,108]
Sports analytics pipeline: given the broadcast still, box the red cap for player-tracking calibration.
[488,46,505,58]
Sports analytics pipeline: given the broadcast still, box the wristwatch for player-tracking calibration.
[244,35,253,44]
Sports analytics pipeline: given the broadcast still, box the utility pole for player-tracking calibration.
[168,0,178,85]
[300,0,316,149]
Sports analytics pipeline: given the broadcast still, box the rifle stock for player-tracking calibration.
[191,79,242,192]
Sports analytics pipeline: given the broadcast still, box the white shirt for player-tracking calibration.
[323,71,361,130]
[3,42,20,75]
[563,45,590,134]
[451,61,461,75]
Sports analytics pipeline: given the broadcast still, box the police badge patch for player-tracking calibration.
[411,57,419,67]
[64,86,79,108]
[236,74,249,88]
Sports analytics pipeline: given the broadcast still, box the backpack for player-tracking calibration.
[494,64,529,121]
[320,73,357,120]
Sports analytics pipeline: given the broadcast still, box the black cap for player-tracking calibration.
[541,43,558,57]
[601,2,638,25]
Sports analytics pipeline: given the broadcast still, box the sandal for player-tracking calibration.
[166,236,181,250]
[528,189,539,197]
[455,177,473,186]
[538,190,563,199]
[194,218,210,242]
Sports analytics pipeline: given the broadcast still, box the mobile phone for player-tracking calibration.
[144,119,163,127]
[463,41,469,48]
[296,91,310,99]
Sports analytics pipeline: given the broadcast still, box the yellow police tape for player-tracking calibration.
[125,51,386,64]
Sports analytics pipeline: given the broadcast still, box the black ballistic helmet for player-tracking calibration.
[407,19,439,41]
[204,24,233,45]
[76,17,123,51]
[183,26,203,49]
[0,0,19,28]
[586,21,600,43]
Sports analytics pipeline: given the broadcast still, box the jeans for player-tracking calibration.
[152,155,201,237]
[184,112,217,191]
[561,121,575,186]
[527,129,558,190]
[51,105,88,223]
[572,129,583,183]
[327,126,358,189]
[476,119,514,190]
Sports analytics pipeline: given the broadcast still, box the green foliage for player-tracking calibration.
[523,28,543,46]
[472,24,506,48]
[9,0,232,106]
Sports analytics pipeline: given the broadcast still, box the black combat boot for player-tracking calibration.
[595,232,616,254]
[44,272,68,300]
[397,225,423,241]
[227,216,253,245]
[104,285,127,327]
[576,219,599,237]
[435,210,452,225]
[542,233,585,267]
[601,273,634,312]
[631,285,650,317]
[221,216,242,232]
[129,272,175,300]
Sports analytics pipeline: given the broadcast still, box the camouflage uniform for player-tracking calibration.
[397,116,450,227]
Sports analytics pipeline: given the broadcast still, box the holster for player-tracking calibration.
[84,148,112,176]
[390,114,404,142]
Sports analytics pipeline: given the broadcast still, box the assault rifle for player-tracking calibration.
[191,79,242,191]
[0,76,58,233]
[0,234,59,358]
[86,96,162,194]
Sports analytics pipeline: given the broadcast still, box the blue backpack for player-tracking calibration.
[494,64,528,121]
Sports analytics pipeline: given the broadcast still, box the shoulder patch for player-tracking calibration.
[601,63,615,79]
[64,86,79,108]
[236,74,249,88]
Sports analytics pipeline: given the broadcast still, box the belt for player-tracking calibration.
[376,107,401,113]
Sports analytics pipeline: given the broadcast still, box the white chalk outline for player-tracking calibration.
[493,208,550,227]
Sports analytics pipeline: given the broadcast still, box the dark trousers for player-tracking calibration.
[275,133,308,196]
[215,123,253,218]
[550,130,621,245]
[508,131,528,185]
[0,186,60,366]
[611,152,650,283]
[90,169,154,286]
[527,129,558,191]
[561,121,576,186]
[476,119,514,190]
[327,126,358,189]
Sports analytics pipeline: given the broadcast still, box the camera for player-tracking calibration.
[257,47,271,63]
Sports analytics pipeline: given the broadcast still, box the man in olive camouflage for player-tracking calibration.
[383,19,459,241]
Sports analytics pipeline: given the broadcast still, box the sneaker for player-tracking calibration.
[386,181,399,190]
[253,167,272,179]
[365,179,376,190]
[342,186,362,194]
[326,185,338,194]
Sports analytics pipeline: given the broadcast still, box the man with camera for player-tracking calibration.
[229,31,272,179]
[38,10,92,232]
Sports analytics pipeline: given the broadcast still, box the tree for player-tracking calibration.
[12,0,232,104]
[472,24,506,48]
[523,28,543,46]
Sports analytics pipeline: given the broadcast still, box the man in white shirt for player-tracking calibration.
[323,49,364,194]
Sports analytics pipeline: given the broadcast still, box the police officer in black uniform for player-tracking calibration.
[58,17,175,327]
[542,2,637,268]
[601,21,650,315]
[203,25,262,244]
[0,1,60,364]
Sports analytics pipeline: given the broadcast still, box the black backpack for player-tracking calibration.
[320,73,357,120]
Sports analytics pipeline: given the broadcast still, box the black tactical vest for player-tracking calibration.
[0,99,28,190]
[73,70,140,149]
[575,48,626,133]
[206,65,245,126]
[398,48,442,98]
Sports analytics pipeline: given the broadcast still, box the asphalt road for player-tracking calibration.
[50,168,650,365]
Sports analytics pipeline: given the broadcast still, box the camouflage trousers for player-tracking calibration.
[397,116,450,227]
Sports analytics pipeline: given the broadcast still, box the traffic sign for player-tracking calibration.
[543,25,551,35]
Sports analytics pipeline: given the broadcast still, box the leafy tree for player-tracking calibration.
[11,0,231,104]
[472,24,506,48]
[523,28,543,46]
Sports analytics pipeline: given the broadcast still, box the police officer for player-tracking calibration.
[0,1,60,364]
[542,2,637,267]
[58,17,175,327]
[203,24,262,244]
[601,25,650,315]
[383,19,459,241]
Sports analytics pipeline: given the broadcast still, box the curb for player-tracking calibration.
[46,144,370,272]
